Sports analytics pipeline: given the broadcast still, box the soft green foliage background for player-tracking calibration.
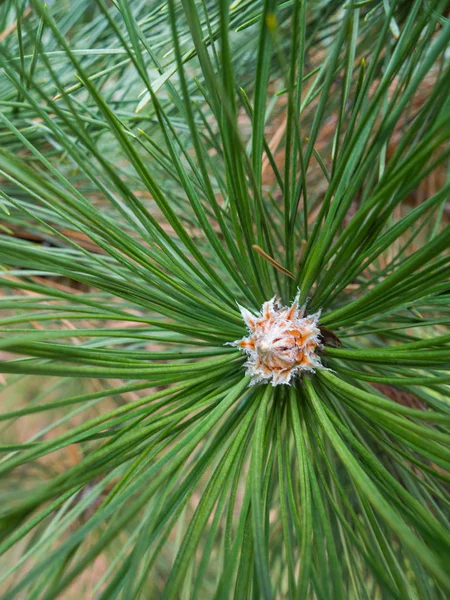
[0,0,449,598]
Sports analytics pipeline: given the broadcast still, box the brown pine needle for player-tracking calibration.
[252,245,295,279]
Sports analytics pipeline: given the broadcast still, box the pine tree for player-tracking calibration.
[0,1,449,597]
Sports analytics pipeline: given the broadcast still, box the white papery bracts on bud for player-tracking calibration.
[229,292,323,386]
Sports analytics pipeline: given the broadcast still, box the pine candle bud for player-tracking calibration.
[229,293,323,386]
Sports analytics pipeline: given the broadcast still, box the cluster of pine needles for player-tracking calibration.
[0,0,449,598]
